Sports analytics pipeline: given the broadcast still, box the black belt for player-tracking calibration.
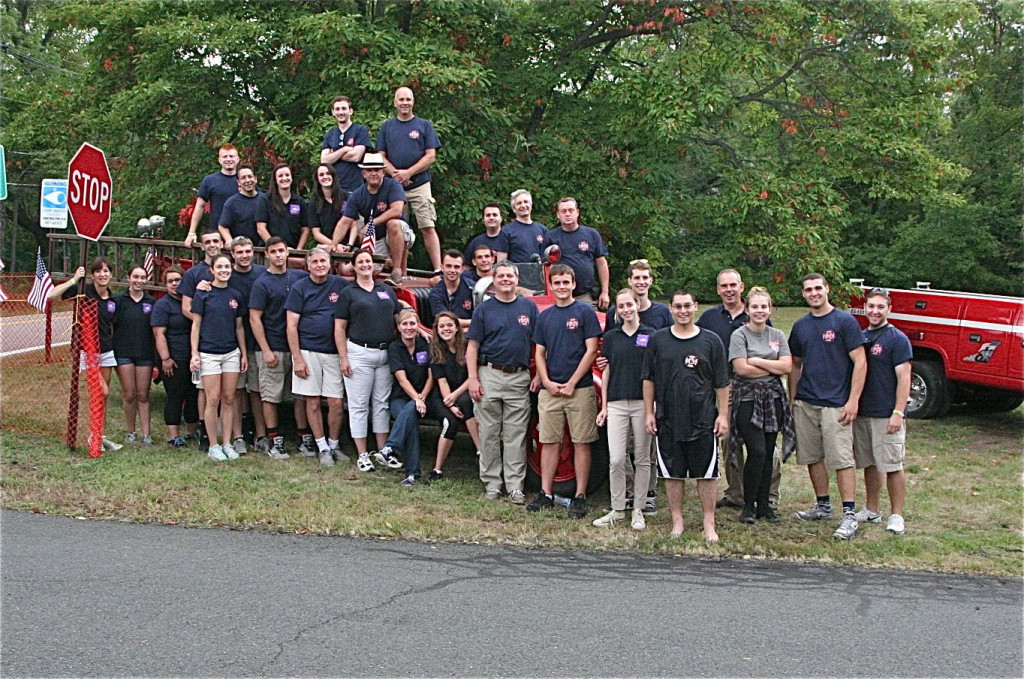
[351,340,389,350]
[486,363,527,374]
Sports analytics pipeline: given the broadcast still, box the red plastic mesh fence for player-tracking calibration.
[76,297,105,457]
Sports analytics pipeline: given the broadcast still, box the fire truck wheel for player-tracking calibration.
[908,360,950,419]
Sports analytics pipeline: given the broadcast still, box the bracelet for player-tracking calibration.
[893,409,906,418]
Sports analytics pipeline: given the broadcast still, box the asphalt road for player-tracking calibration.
[0,310,72,357]
[2,510,1021,677]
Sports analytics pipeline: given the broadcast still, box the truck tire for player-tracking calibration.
[525,415,609,497]
[908,360,950,419]
[963,389,1024,414]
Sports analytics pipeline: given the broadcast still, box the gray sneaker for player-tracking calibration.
[508,489,526,505]
[833,513,859,540]
[318,450,335,467]
[298,435,317,457]
[795,504,833,521]
[232,437,248,457]
[254,436,271,454]
[125,432,137,445]
[332,449,352,465]
[140,435,154,446]
[267,436,290,460]
[483,487,501,501]
[101,436,123,451]
[855,507,882,524]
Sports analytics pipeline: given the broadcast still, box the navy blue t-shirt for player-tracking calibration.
[228,265,267,351]
[788,308,867,407]
[196,171,238,232]
[606,301,673,332]
[322,123,372,193]
[533,301,602,388]
[376,116,441,189]
[502,220,547,263]
[284,275,350,354]
[465,231,511,262]
[249,269,305,352]
[151,294,191,360]
[112,291,156,362]
[388,336,431,401]
[334,282,402,347]
[179,261,212,300]
[219,192,263,246]
[859,324,913,418]
[602,324,654,402]
[256,193,306,248]
[429,279,474,320]
[192,285,243,355]
[467,295,537,368]
[462,269,484,287]
[542,225,609,295]
[696,304,752,346]
[343,177,406,222]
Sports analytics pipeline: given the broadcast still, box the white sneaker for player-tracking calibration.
[631,508,646,531]
[833,513,859,540]
[855,507,882,523]
[886,514,906,535]
[592,510,625,527]
[207,444,228,462]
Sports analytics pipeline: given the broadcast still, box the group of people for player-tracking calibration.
[56,86,911,540]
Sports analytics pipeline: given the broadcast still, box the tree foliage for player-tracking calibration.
[2,0,1017,298]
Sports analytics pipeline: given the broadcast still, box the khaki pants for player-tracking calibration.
[476,366,531,494]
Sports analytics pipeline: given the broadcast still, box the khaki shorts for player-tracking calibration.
[853,417,906,473]
[236,349,261,392]
[403,183,437,230]
[793,401,854,470]
[374,220,416,253]
[257,351,293,404]
[199,348,241,376]
[292,350,344,399]
[538,386,598,444]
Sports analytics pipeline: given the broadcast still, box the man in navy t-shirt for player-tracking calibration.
[853,288,913,535]
[466,261,537,504]
[462,244,495,287]
[218,163,263,246]
[527,265,601,518]
[377,86,443,272]
[542,197,610,310]
[464,203,510,262]
[320,96,371,195]
[181,229,224,320]
[429,250,475,328]
[185,144,239,248]
[285,248,350,466]
[227,236,268,454]
[502,189,547,263]
[788,273,867,540]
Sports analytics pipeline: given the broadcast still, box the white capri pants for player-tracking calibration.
[343,340,392,439]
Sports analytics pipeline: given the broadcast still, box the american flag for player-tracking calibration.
[26,248,54,312]
[360,216,375,254]
[143,246,155,279]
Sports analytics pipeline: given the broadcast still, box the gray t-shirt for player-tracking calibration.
[729,325,790,396]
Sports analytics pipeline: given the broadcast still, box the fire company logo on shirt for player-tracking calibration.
[229,299,239,309]
[376,201,388,213]
[871,343,884,355]
[578,241,589,251]
[142,303,153,315]
[329,292,339,303]
[408,130,420,139]
[822,329,836,343]
[768,340,780,353]
[517,315,530,327]
[684,354,699,368]
[106,301,116,314]
[566,317,579,330]
[289,204,301,215]
[636,334,650,347]
[415,351,429,364]
[536,234,544,242]
[377,291,391,300]
[462,300,472,310]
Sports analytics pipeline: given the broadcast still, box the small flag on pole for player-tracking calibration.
[26,248,54,312]
[143,246,155,279]
[360,216,375,254]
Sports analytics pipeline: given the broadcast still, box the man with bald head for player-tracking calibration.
[377,86,443,272]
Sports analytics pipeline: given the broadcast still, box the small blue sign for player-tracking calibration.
[40,178,69,229]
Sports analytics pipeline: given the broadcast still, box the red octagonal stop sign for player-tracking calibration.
[67,142,113,241]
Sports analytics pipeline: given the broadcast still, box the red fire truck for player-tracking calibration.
[849,280,1024,418]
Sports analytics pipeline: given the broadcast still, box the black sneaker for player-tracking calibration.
[757,507,781,523]
[739,507,756,524]
[526,493,554,512]
[428,470,443,483]
[716,497,743,509]
[568,495,589,519]
[642,490,658,515]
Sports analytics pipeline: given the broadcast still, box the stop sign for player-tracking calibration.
[67,142,113,241]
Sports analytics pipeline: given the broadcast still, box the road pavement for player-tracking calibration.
[0,310,72,357]
[2,510,1021,677]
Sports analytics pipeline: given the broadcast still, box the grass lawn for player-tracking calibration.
[1,308,1021,576]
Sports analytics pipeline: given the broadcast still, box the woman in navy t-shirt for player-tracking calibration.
[189,253,247,462]
[151,266,199,448]
[112,265,157,445]
[426,311,481,481]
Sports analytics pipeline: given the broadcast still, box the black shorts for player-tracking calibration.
[656,429,719,480]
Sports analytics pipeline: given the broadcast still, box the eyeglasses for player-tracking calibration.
[629,259,649,266]
[867,286,891,301]
[671,303,696,310]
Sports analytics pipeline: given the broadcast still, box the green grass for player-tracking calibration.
[1,308,1021,576]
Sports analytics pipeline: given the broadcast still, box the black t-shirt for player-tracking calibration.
[112,291,157,361]
[430,346,469,390]
[306,195,345,240]
[335,282,401,346]
[389,336,431,401]
[642,327,729,441]
[601,324,654,402]
[150,294,191,360]
[191,285,243,354]
[256,193,306,248]
[63,283,115,353]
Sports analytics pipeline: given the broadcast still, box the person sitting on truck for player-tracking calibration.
[542,197,610,310]
[183,144,239,248]
[788,273,867,540]
[218,163,263,247]
[428,311,482,481]
[526,264,601,519]
[256,163,309,250]
[464,203,510,263]
[502,189,547,264]
[429,250,474,329]
[462,244,495,287]
[853,287,912,536]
